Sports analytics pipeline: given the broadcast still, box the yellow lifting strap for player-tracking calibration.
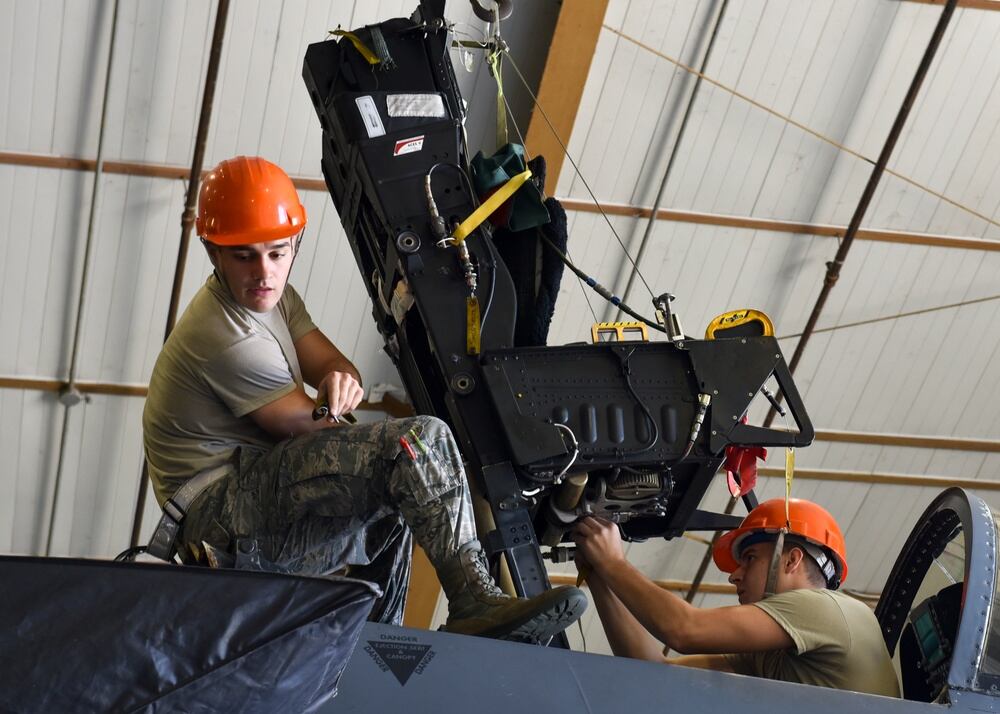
[330,29,380,65]
[452,168,532,243]
[486,49,507,150]
[784,447,795,526]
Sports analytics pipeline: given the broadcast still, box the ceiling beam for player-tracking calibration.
[522,0,609,197]
[903,0,1000,10]
[549,574,880,604]
[0,151,327,191]
[402,545,441,629]
[4,376,998,453]
[0,375,411,417]
[557,198,1000,253]
[5,150,995,253]
[550,573,734,595]
[759,467,1000,491]
[813,429,1000,453]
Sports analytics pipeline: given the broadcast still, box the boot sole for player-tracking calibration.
[483,588,588,643]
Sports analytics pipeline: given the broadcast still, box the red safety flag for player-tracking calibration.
[724,444,766,497]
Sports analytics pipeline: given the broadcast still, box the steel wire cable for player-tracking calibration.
[489,49,602,327]
[503,50,660,301]
[602,23,1000,234]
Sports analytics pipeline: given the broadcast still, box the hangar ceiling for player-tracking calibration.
[1,0,999,656]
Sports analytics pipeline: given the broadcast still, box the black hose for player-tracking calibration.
[540,232,666,333]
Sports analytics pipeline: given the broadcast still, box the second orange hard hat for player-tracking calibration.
[713,498,848,585]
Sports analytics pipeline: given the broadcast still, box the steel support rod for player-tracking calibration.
[163,0,231,340]
[690,0,959,599]
[44,0,122,556]
[763,0,958,427]
[129,0,231,548]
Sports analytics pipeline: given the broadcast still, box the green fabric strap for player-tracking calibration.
[470,143,549,232]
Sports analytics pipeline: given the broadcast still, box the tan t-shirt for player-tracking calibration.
[142,273,317,505]
[726,589,900,697]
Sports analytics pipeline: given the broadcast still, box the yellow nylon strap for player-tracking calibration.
[330,29,380,65]
[452,168,532,243]
[487,50,507,150]
[784,447,795,527]
[466,296,481,355]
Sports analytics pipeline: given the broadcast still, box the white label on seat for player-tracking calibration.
[387,93,447,118]
[355,95,386,138]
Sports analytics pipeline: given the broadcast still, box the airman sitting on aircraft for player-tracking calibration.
[143,155,586,642]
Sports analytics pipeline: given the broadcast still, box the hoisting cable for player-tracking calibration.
[486,24,508,150]
[503,51,659,301]
[615,0,730,323]
[480,50,601,326]
[776,292,1000,341]
[601,17,1000,234]
[452,23,604,326]
[539,232,665,332]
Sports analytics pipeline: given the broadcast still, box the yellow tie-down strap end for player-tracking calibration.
[330,29,380,65]
[704,309,775,340]
[451,169,532,244]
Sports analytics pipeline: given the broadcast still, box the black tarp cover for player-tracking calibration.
[0,556,378,713]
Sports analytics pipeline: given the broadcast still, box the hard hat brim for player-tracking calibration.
[200,221,304,247]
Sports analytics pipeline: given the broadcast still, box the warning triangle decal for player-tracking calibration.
[367,642,433,686]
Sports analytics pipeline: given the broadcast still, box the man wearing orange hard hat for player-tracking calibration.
[573,497,899,696]
[143,156,586,641]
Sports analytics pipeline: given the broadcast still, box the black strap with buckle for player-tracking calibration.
[146,465,233,562]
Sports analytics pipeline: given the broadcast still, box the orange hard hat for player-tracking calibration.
[713,498,848,586]
[196,156,306,246]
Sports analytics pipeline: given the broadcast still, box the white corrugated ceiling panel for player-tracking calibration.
[0,0,559,557]
[2,0,999,666]
[542,0,1000,655]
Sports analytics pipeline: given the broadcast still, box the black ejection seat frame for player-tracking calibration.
[301,1,815,609]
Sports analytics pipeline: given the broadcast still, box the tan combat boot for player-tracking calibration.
[436,540,587,641]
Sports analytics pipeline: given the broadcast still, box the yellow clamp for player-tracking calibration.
[704,309,774,340]
[591,321,649,344]
[452,169,532,244]
[330,29,380,65]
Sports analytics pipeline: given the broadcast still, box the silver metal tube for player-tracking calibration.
[44,0,122,556]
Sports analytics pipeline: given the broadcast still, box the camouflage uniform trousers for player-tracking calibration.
[181,416,476,625]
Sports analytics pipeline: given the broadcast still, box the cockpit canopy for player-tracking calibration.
[876,488,999,704]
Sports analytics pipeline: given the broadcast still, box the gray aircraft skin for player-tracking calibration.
[325,488,1000,712]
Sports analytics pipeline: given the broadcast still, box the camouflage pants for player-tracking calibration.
[181,416,476,625]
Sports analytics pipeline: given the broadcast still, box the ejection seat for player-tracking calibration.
[875,488,1000,708]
